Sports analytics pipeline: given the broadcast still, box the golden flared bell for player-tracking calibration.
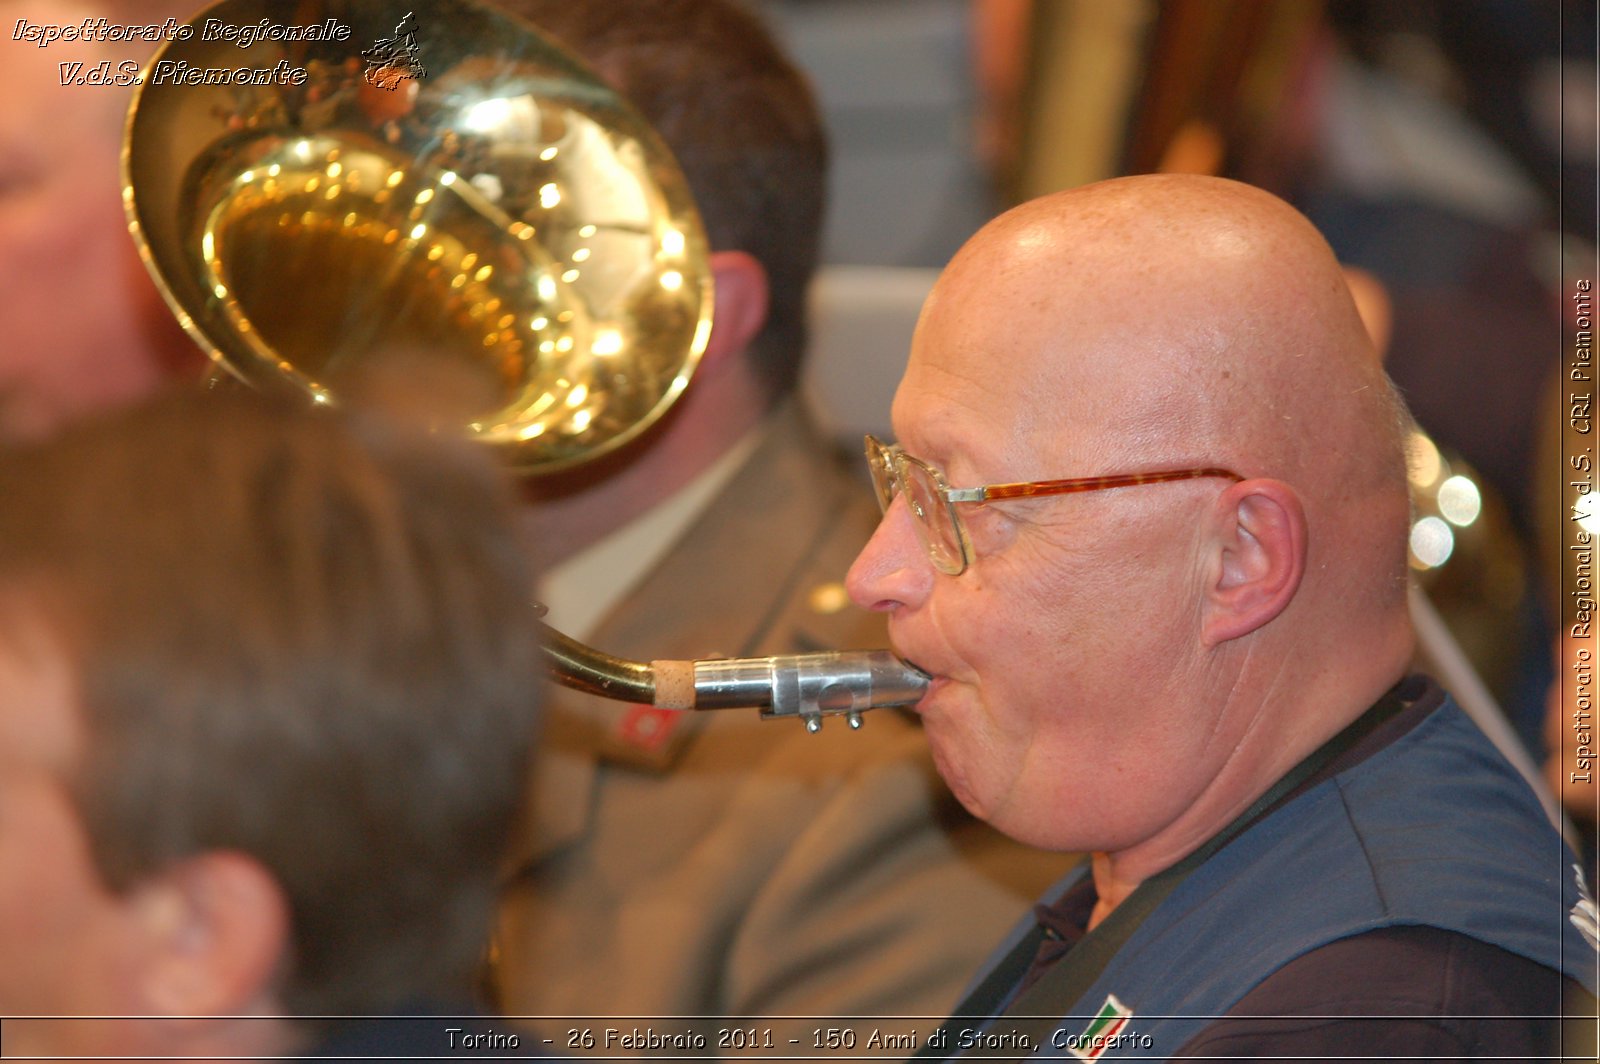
[123,0,711,474]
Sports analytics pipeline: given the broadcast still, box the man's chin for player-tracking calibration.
[925,728,991,822]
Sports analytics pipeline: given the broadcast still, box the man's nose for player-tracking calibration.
[846,495,934,613]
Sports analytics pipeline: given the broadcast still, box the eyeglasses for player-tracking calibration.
[864,434,1244,575]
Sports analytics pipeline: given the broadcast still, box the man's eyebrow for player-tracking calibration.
[898,409,970,462]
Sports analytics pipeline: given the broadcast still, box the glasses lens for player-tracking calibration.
[864,437,897,513]
[899,460,966,574]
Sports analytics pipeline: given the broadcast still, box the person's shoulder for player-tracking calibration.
[1176,925,1582,1062]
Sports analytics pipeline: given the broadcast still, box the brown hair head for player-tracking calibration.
[496,0,829,403]
[0,389,542,1021]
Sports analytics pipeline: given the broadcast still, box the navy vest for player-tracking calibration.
[973,697,1598,1057]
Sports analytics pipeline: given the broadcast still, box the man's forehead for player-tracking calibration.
[896,274,1157,467]
[892,345,1010,449]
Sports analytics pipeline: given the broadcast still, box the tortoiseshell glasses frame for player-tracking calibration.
[864,434,1244,575]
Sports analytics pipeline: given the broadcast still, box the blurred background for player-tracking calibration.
[755,0,1596,778]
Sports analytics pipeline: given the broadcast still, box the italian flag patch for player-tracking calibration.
[1068,994,1133,1061]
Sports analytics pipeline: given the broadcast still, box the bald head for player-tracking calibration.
[903,174,1411,615]
[921,177,1394,468]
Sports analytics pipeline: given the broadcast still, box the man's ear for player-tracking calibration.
[703,250,769,370]
[130,851,291,1017]
[1202,479,1307,646]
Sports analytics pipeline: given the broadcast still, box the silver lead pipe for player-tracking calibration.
[540,622,929,732]
[655,651,931,732]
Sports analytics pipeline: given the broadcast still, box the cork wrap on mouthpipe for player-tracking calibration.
[651,659,697,709]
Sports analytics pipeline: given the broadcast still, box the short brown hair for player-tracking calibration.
[497,0,829,402]
[0,390,542,1020]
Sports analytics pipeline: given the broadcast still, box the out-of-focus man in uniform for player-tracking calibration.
[490,0,1072,1043]
[846,173,1598,1059]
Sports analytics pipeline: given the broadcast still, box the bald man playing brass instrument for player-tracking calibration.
[846,174,1598,1059]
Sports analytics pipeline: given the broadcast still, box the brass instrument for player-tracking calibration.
[123,0,926,730]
